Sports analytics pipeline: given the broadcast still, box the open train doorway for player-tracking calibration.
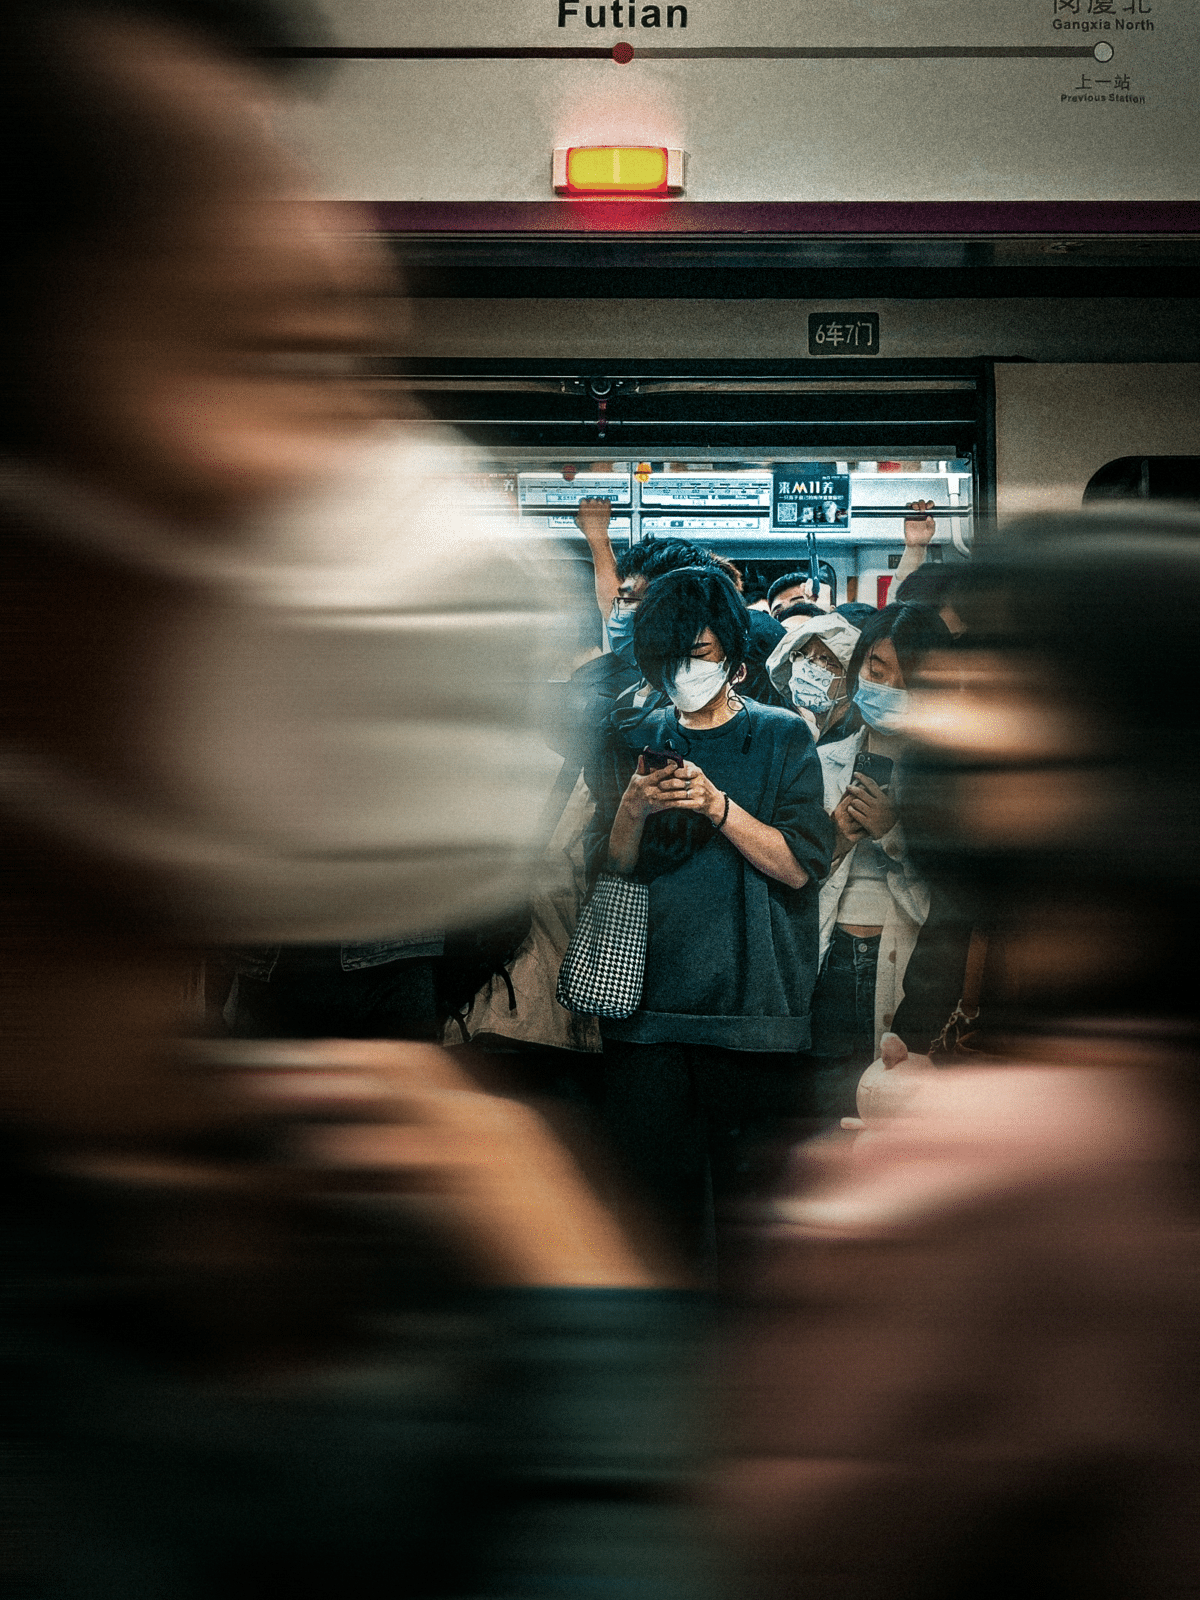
[391,362,986,635]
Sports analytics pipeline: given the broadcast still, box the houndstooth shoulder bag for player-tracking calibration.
[556,871,649,1019]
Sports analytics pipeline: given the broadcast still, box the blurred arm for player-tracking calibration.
[228,1040,661,1287]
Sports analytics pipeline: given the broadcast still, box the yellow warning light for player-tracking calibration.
[553,147,685,196]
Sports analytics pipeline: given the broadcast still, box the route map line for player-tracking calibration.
[261,44,1102,61]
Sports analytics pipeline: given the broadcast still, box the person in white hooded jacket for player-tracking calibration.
[799,605,952,1118]
[765,610,862,747]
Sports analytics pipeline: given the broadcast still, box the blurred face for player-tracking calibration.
[903,648,1126,1000]
[0,21,395,1132]
[32,17,392,526]
[617,573,649,605]
[905,649,1100,849]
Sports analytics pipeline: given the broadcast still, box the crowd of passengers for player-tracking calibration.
[6,6,1200,1600]
[222,494,962,1268]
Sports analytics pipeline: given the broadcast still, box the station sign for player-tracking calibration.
[808,313,880,356]
[297,2,1192,212]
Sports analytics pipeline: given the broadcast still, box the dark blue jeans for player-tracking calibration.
[807,927,881,1121]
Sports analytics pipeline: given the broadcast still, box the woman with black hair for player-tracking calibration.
[807,602,952,1117]
[586,568,833,1266]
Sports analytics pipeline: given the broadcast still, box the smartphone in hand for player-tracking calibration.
[852,750,894,791]
[641,745,683,772]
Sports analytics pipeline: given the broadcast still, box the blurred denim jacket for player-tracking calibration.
[231,934,444,981]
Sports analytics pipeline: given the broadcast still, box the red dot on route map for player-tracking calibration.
[612,42,635,63]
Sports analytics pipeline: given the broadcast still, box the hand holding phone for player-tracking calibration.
[622,746,686,824]
[852,750,894,792]
[846,756,898,841]
[640,745,683,774]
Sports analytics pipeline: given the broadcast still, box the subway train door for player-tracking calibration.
[393,363,986,629]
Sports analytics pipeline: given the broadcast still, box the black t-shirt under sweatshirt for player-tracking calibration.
[587,700,833,1052]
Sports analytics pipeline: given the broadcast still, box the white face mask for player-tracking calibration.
[0,437,565,943]
[664,655,731,713]
[790,656,842,714]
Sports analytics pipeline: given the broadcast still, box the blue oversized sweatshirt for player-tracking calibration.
[586,699,834,1052]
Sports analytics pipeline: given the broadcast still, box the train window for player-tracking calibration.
[1083,457,1200,506]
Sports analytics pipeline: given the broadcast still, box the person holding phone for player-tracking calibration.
[807,604,952,1117]
[585,568,833,1269]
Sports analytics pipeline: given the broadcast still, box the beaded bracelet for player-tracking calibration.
[715,791,731,831]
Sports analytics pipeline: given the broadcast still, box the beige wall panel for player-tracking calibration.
[380,298,1200,363]
[995,362,1200,523]
[283,2,1199,203]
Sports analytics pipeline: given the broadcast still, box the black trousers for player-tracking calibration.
[229,948,439,1042]
[600,1039,811,1269]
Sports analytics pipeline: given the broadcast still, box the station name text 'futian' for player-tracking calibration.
[559,2,688,24]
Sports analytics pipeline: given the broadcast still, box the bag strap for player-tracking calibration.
[928,928,989,1059]
[959,928,989,1019]
[531,749,585,855]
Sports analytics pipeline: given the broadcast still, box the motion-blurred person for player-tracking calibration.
[765,611,862,746]
[586,568,833,1269]
[224,930,445,1041]
[721,514,1200,1600]
[0,5,705,1597]
[804,604,950,1117]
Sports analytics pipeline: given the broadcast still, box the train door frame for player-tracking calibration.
[382,356,994,600]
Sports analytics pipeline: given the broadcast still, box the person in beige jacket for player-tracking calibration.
[802,605,951,1118]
